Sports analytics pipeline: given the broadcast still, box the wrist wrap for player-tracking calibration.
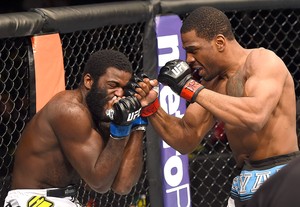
[180,80,205,102]
[141,98,160,117]
[110,122,132,139]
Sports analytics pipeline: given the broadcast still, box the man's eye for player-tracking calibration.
[108,83,117,88]
[186,49,196,54]
[190,49,198,54]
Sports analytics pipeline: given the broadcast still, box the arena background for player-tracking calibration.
[0,0,299,206]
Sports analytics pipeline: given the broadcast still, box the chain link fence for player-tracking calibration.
[0,37,31,203]
[0,2,299,207]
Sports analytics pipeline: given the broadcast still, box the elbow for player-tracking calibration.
[177,148,193,155]
[176,142,199,155]
[111,183,133,195]
[180,135,203,154]
[112,187,132,195]
[91,186,111,194]
[89,182,132,195]
[111,174,141,195]
[88,182,112,194]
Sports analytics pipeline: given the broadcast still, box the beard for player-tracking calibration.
[85,84,110,123]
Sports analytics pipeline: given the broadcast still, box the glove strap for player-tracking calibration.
[131,117,148,132]
[132,125,147,132]
[141,98,160,117]
[110,122,132,139]
[180,80,205,102]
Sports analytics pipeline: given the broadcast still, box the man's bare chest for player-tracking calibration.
[226,71,246,97]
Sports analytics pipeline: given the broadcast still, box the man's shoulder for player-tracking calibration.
[47,90,88,116]
[247,47,275,60]
[245,48,283,72]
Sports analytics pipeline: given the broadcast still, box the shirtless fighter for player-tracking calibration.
[4,49,150,207]
[137,6,299,207]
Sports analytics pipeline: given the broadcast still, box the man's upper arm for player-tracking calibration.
[244,50,287,116]
[50,103,104,180]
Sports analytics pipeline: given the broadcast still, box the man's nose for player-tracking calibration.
[115,87,124,97]
[186,52,195,64]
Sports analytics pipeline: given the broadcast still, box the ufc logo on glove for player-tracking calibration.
[172,62,190,76]
[127,108,141,122]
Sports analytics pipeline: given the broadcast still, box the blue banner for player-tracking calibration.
[155,14,191,207]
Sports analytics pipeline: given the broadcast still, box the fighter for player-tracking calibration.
[137,6,299,207]
[4,49,150,207]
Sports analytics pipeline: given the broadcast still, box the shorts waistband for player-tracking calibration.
[244,151,300,170]
[9,185,77,198]
[46,185,77,198]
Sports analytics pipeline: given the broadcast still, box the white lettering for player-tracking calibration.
[166,184,191,207]
[160,86,182,116]
[239,173,252,194]
[171,65,184,76]
[171,63,189,76]
[157,35,179,67]
[127,108,141,121]
[164,155,183,187]
[251,171,271,192]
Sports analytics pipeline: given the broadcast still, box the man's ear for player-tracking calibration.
[215,34,226,52]
[83,73,93,90]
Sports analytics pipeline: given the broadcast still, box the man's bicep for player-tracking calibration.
[245,57,286,113]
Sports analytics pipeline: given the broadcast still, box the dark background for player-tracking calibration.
[0,0,146,14]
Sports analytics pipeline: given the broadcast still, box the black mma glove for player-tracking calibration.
[106,96,142,139]
[124,74,142,97]
[158,59,205,102]
[124,73,160,117]
[124,73,150,96]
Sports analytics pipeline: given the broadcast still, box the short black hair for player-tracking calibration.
[82,49,133,82]
[181,6,235,41]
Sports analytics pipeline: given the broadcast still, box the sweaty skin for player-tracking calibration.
[11,68,144,195]
[142,30,298,167]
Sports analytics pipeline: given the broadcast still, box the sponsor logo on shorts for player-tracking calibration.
[27,196,54,207]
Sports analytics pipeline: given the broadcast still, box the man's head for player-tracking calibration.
[83,50,133,122]
[82,49,133,82]
[181,6,234,41]
[181,7,235,81]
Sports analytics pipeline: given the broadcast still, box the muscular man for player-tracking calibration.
[138,6,299,207]
[4,49,148,207]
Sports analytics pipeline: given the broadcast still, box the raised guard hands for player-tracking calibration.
[106,96,142,139]
[158,59,205,103]
[124,73,160,117]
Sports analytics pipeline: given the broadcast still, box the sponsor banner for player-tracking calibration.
[155,14,191,207]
